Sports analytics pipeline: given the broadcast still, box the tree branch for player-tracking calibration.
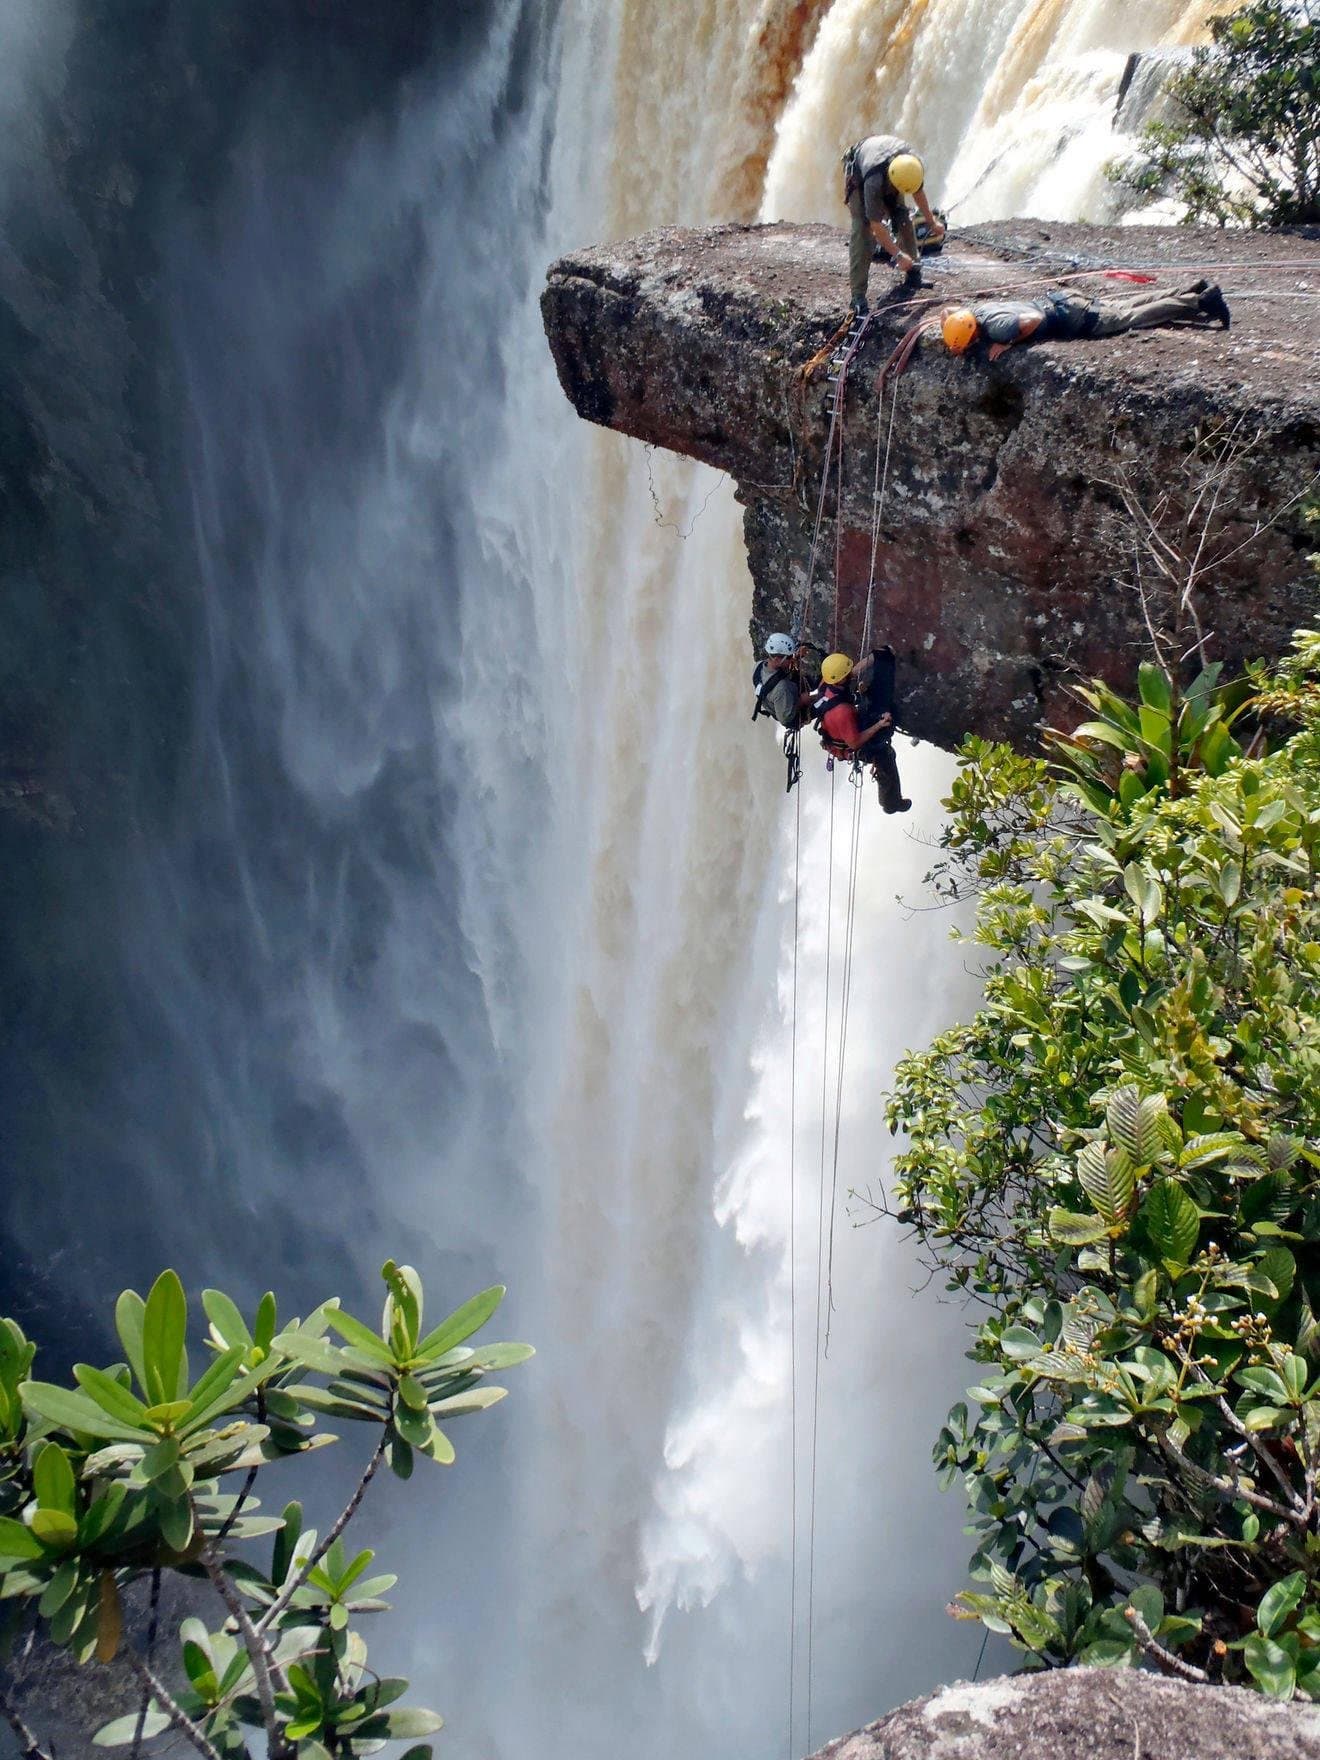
[255,1424,390,1638]
[0,1688,54,1760]
[1124,1605,1209,1682]
[129,1566,162,1760]
[199,1541,287,1755]
[123,1650,226,1760]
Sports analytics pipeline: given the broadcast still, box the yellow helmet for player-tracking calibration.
[942,308,979,354]
[888,152,925,196]
[820,653,854,686]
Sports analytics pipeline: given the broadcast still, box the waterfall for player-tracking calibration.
[0,1,1221,1756]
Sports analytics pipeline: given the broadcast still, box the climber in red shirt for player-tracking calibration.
[812,648,911,814]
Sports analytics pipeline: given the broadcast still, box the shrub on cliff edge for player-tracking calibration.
[887,633,1320,1696]
[1108,2,1319,227]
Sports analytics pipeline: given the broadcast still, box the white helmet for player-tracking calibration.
[764,632,795,657]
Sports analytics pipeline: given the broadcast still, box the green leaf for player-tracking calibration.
[1244,1632,1297,1699]
[30,1509,78,1549]
[186,1346,245,1417]
[357,1708,445,1740]
[273,1332,347,1379]
[324,1310,394,1366]
[1141,1180,1199,1267]
[1134,1095,1175,1165]
[73,1365,151,1429]
[158,1497,193,1554]
[1251,1249,1297,1310]
[417,1423,455,1466]
[1077,1141,1135,1227]
[414,1287,505,1363]
[142,1270,188,1406]
[182,1637,221,1701]
[1048,1210,1112,1253]
[202,1289,251,1352]
[140,1436,181,1482]
[254,1293,278,1354]
[427,1387,507,1417]
[21,1381,146,1443]
[0,1517,44,1561]
[114,1291,148,1395]
[461,1342,534,1372]
[1258,1572,1307,1639]
[1071,721,1132,752]
[1123,862,1162,921]
[1237,1367,1289,1402]
[398,1374,429,1412]
[1106,1087,1142,1159]
[1137,662,1173,717]
[33,1441,77,1516]
[95,1710,170,1746]
[271,1503,303,1587]
[78,1484,127,1548]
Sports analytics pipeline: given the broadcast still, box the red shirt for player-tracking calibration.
[820,698,864,750]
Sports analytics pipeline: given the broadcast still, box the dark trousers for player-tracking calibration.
[853,648,906,812]
[1085,284,1207,337]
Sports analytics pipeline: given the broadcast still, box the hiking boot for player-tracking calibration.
[884,797,913,815]
[1199,285,1230,330]
[903,265,924,293]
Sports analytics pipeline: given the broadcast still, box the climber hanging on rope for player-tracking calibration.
[812,648,910,814]
[843,136,945,317]
[937,278,1231,360]
[751,632,822,731]
[753,633,824,794]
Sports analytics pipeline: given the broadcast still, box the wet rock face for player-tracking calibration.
[542,219,1320,752]
[810,1668,1320,1760]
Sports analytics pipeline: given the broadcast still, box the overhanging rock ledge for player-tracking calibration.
[542,219,1320,752]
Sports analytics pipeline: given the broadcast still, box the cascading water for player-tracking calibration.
[0,2,1221,1756]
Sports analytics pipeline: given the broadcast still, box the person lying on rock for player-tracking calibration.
[752,633,822,731]
[843,136,944,316]
[812,647,911,814]
[939,279,1230,360]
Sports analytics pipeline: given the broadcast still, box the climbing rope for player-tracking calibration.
[787,769,801,1760]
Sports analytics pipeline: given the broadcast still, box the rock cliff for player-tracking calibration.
[542,220,1320,751]
[808,1667,1320,1760]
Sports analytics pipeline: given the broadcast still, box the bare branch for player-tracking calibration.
[0,1689,54,1760]
[123,1650,226,1760]
[199,1540,287,1754]
[254,1425,390,1638]
[1123,1605,1209,1683]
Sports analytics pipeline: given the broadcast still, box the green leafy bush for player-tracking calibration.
[888,633,1320,1696]
[0,1262,531,1757]
[1108,2,1319,227]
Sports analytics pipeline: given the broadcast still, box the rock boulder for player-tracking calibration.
[811,1667,1320,1760]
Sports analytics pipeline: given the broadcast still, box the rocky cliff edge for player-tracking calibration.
[542,220,1320,750]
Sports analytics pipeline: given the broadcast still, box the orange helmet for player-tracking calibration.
[942,308,979,354]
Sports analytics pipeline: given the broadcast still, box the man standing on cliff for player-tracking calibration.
[844,136,944,315]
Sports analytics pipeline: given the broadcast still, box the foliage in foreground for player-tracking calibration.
[887,633,1320,1696]
[0,1262,532,1758]
[1107,2,1319,227]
